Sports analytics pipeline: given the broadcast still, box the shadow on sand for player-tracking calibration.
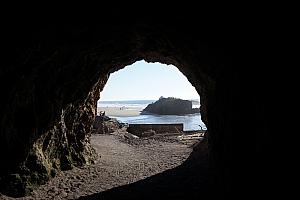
[78,143,210,200]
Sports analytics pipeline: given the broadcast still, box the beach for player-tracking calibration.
[0,130,196,199]
[97,106,143,117]
[97,106,206,131]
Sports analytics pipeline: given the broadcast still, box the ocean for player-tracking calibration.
[98,100,155,109]
[97,100,206,131]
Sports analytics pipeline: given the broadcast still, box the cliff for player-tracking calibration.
[141,97,200,115]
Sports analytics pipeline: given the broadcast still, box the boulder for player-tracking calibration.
[142,97,200,115]
[92,116,122,134]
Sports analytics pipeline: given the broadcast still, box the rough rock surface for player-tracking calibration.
[92,116,121,134]
[0,9,276,199]
[142,97,200,115]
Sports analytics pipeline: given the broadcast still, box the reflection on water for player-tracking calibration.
[114,113,206,131]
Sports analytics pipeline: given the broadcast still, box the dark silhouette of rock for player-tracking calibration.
[92,116,122,134]
[141,97,200,115]
[0,9,278,199]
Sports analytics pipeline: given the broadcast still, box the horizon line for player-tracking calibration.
[98,98,200,102]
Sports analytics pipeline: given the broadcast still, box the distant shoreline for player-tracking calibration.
[97,106,206,131]
[97,106,143,117]
[98,99,200,107]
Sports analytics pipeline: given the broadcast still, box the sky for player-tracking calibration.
[99,60,200,101]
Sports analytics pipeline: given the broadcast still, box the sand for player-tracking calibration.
[97,107,143,117]
[0,130,194,200]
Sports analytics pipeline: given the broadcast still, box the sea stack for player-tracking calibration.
[141,97,200,115]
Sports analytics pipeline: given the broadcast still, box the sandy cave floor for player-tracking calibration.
[0,132,195,200]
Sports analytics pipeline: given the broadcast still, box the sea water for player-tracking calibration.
[98,100,206,131]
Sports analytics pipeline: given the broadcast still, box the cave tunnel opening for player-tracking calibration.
[96,60,207,131]
[0,10,281,199]
[0,21,235,199]
[86,60,209,196]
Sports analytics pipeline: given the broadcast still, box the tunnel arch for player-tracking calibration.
[96,60,206,133]
[0,21,231,197]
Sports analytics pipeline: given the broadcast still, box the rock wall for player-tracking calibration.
[0,10,276,198]
[0,74,105,196]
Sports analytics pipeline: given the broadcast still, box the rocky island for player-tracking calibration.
[141,97,200,115]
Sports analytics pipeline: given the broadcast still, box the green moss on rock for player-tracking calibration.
[0,174,32,197]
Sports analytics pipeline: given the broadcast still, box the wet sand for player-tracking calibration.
[97,107,143,117]
[0,131,194,200]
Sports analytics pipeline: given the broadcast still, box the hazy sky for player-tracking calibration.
[100,60,200,101]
